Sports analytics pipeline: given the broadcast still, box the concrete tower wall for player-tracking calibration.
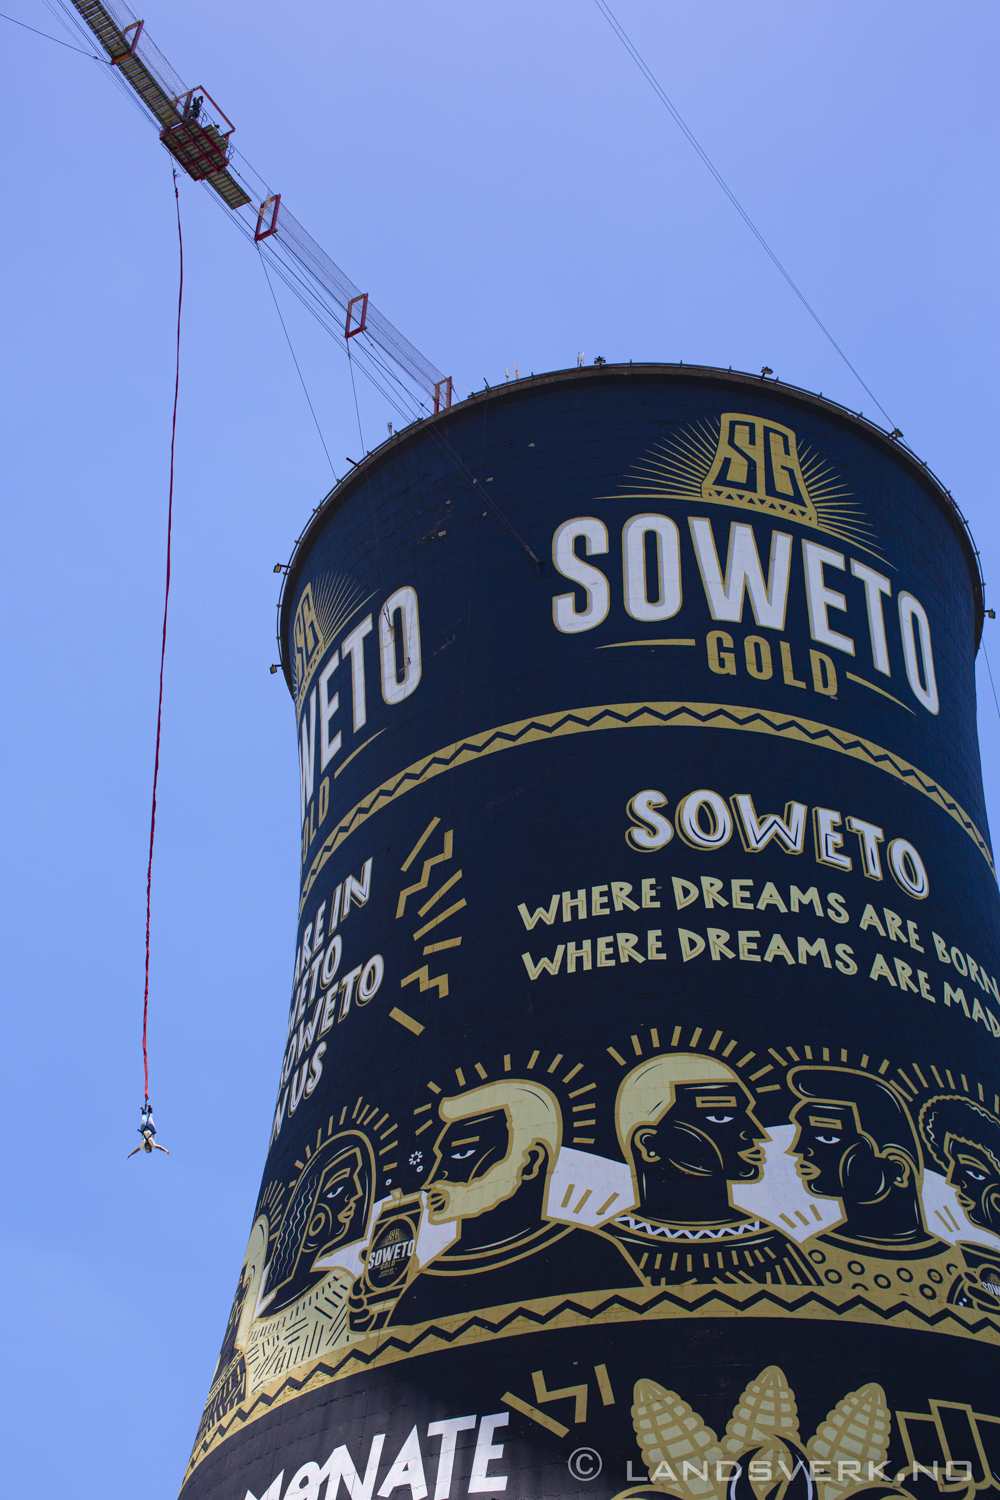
[182,366,1000,1500]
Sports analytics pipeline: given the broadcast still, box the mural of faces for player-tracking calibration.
[424,1107,523,1224]
[788,1068,922,1214]
[422,1080,560,1228]
[264,1131,375,1314]
[920,1096,1000,1237]
[632,1079,767,1183]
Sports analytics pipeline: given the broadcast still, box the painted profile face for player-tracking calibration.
[789,1100,862,1198]
[302,1151,367,1258]
[424,1109,519,1223]
[266,1135,374,1314]
[637,1082,768,1182]
[945,1138,1000,1234]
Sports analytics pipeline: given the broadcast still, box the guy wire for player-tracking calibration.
[258,247,337,480]
[592,0,897,431]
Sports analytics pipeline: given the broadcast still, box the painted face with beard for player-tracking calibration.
[424,1108,526,1224]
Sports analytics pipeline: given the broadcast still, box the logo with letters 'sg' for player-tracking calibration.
[703,414,817,526]
[616,410,882,557]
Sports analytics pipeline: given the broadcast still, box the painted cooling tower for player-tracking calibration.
[182,366,1000,1500]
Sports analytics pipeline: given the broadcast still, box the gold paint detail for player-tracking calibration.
[806,1382,891,1500]
[626,1366,890,1500]
[704,415,819,525]
[184,1287,1000,1471]
[401,816,440,873]
[423,936,462,955]
[292,577,376,713]
[388,1007,424,1036]
[397,829,453,918]
[846,672,915,715]
[412,899,467,941]
[630,1377,721,1489]
[400,965,449,1000]
[612,413,882,556]
[299,700,995,911]
[596,638,697,649]
[502,1389,569,1438]
[531,1367,588,1423]
[333,728,385,779]
[417,868,463,918]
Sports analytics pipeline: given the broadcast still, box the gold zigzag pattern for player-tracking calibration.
[184,1278,999,1476]
[300,701,994,909]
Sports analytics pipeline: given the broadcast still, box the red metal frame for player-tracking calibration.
[254,194,281,242]
[170,87,236,139]
[433,377,453,413]
[345,293,369,340]
[111,19,143,65]
[160,87,237,182]
[160,120,228,179]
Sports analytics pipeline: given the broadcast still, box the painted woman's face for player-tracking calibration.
[303,1150,367,1256]
[946,1139,1000,1234]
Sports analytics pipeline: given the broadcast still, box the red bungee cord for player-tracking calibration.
[131,169,183,1161]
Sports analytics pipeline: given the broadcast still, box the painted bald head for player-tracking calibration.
[616,1054,767,1185]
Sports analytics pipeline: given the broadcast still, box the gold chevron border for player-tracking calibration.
[184,1277,1000,1475]
[300,701,994,910]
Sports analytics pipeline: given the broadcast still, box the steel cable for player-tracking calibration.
[592,0,897,430]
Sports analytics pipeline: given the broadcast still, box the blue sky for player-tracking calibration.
[2,2,998,1494]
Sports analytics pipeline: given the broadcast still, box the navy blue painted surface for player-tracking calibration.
[182,372,1000,1500]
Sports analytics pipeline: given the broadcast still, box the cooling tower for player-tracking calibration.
[182,365,1000,1500]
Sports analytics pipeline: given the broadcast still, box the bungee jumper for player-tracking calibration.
[127,1102,171,1159]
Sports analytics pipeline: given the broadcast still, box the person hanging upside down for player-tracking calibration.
[127,1102,170,1158]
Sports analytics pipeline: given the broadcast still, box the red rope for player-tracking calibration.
[142,169,184,1103]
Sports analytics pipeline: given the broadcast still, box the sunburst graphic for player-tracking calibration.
[256,1177,286,1234]
[292,570,375,706]
[613,414,886,560]
[311,572,374,654]
[417,1047,600,1148]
